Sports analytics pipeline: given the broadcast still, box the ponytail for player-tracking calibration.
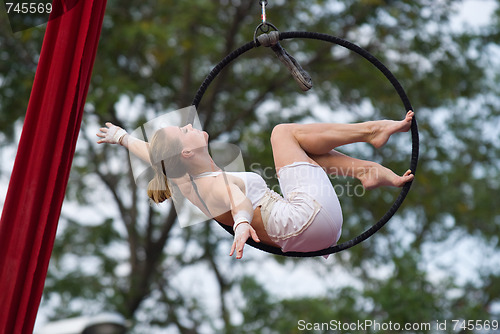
[147,127,185,204]
[147,170,171,204]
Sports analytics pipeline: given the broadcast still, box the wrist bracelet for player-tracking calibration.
[118,133,128,146]
[233,221,250,232]
[233,210,252,232]
[113,128,127,145]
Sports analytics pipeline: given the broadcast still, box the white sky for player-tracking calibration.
[453,0,498,27]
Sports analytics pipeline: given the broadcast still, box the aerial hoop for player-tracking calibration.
[191,31,419,257]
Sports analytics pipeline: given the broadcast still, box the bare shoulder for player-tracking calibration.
[211,174,244,197]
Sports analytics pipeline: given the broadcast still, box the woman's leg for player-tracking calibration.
[310,150,413,189]
[297,110,413,154]
[270,111,414,188]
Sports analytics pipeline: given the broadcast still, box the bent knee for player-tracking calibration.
[271,123,296,144]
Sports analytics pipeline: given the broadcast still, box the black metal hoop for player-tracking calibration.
[191,31,419,257]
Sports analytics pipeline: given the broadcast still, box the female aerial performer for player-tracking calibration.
[97,111,414,259]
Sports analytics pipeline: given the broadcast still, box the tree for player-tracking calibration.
[1,1,499,333]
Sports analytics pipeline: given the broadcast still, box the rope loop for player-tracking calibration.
[256,30,279,47]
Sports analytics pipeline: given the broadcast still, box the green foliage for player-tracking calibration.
[0,15,44,139]
[364,252,443,327]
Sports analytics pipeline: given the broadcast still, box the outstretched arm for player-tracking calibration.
[96,122,150,164]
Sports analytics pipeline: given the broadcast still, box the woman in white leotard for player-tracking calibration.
[97,111,414,259]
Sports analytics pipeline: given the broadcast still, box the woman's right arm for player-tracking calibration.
[96,122,150,163]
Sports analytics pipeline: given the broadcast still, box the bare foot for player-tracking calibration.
[369,110,414,148]
[358,164,414,190]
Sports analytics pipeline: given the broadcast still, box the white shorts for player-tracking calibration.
[259,162,343,253]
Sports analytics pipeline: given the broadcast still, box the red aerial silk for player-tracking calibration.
[0,1,107,333]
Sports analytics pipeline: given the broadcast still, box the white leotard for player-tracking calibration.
[194,163,343,255]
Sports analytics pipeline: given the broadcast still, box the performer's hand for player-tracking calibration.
[96,122,127,145]
[229,222,260,259]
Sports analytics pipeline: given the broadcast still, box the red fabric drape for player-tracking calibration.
[0,1,107,333]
